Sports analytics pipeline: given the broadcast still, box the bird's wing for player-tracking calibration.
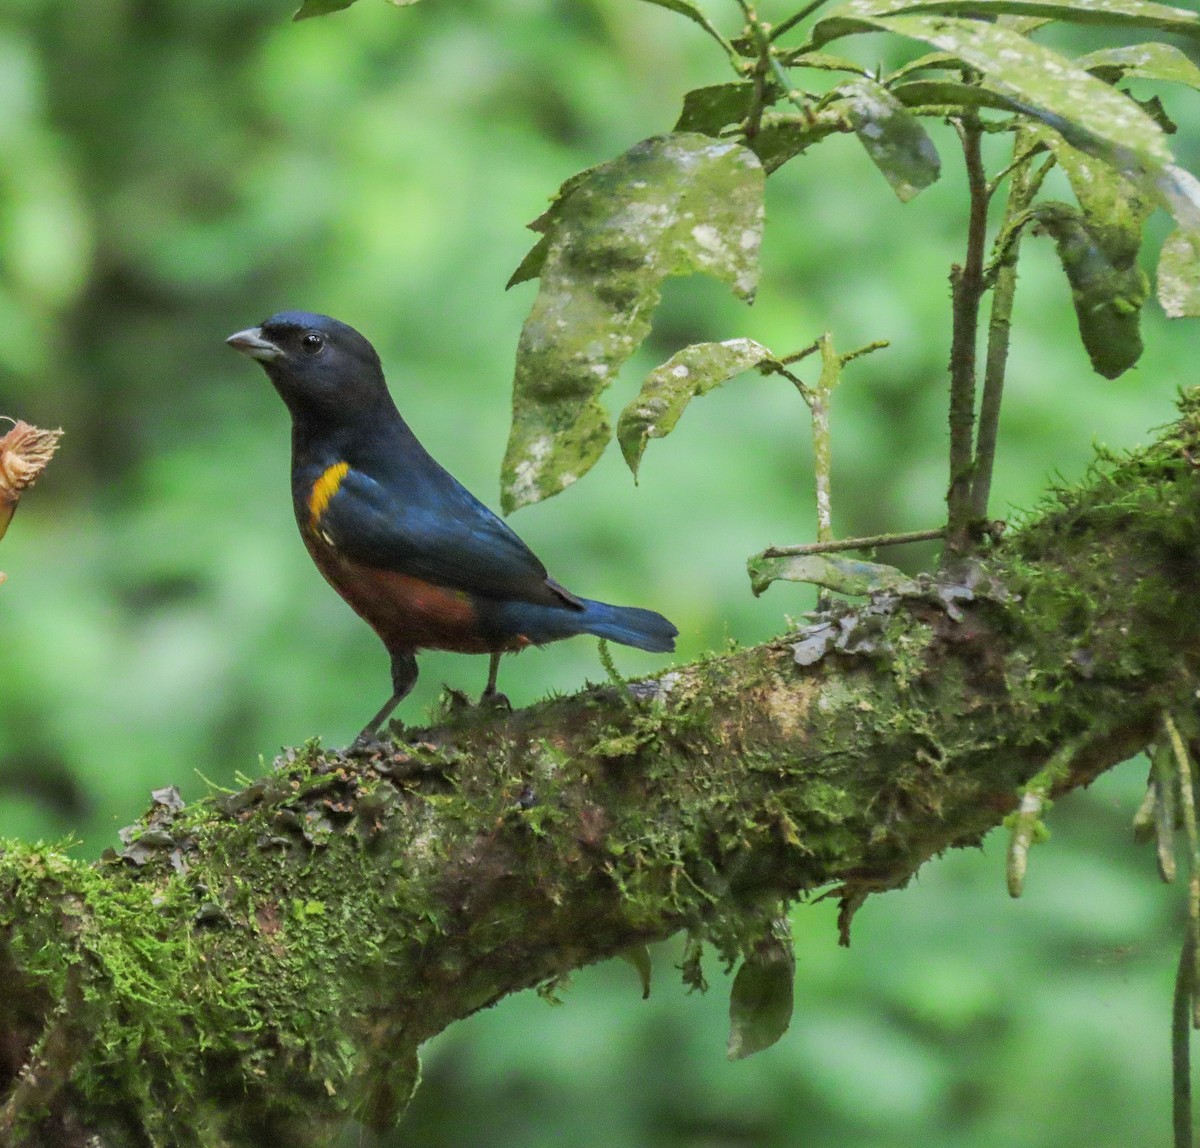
[317,466,581,609]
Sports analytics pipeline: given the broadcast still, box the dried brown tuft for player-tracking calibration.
[0,421,63,499]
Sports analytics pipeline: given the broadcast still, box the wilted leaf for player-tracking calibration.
[839,77,940,200]
[1078,42,1200,89]
[1032,201,1148,378]
[727,923,795,1061]
[500,134,764,512]
[1157,228,1200,318]
[617,338,775,478]
[811,0,1200,40]
[292,0,357,20]
[748,552,918,597]
[675,83,757,135]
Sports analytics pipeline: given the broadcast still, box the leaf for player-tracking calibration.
[675,83,757,136]
[746,107,855,174]
[1032,202,1149,379]
[839,78,941,200]
[774,49,873,75]
[811,0,1200,40]
[500,134,765,512]
[617,338,776,478]
[292,0,358,20]
[1035,127,1152,267]
[635,0,734,54]
[1157,228,1200,318]
[748,552,918,597]
[889,79,1026,115]
[1077,43,1200,90]
[811,13,1173,170]
[727,924,795,1061]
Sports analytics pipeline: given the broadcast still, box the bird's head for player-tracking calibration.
[226,311,391,422]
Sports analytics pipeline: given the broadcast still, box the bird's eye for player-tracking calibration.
[301,332,325,354]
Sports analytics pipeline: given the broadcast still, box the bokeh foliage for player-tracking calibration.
[0,0,1197,1144]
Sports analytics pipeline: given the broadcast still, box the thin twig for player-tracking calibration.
[971,135,1040,521]
[760,528,946,559]
[1175,928,1195,1148]
[1165,712,1200,1026]
[769,0,832,43]
[945,115,989,557]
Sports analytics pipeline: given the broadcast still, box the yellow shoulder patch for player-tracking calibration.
[309,461,349,527]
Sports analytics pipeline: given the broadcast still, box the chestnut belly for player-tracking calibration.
[303,532,516,654]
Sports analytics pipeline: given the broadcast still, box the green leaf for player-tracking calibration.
[727,923,795,1061]
[1157,228,1200,318]
[292,0,357,19]
[811,0,1200,40]
[500,134,765,512]
[839,78,940,200]
[747,552,917,597]
[889,79,1026,114]
[635,0,735,54]
[810,13,1173,173]
[675,83,757,136]
[1035,127,1152,267]
[775,49,873,74]
[1032,202,1148,379]
[1077,42,1200,90]
[617,338,776,478]
[746,107,855,174]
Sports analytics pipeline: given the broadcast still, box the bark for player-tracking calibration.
[4,395,1200,1146]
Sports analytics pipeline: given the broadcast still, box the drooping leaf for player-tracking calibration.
[1078,42,1200,89]
[1032,201,1148,379]
[838,77,940,200]
[617,339,776,478]
[727,923,795,1061]
[1157,228,1200,318]
[810,0,1200,40]
[748,552,918,597]
[675,83,757,135]
[635,0,735,55]
[811,13,1173,173]
[1035,127,1153,267]
[500,134,764,512]
[293,0,357,18]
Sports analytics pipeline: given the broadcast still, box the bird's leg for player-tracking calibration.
[347,651,418,756]
[479,651,511,711]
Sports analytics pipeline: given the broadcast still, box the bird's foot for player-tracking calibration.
[479,688,512,712]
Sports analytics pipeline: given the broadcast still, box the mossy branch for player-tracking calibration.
[6,397,1200,1145]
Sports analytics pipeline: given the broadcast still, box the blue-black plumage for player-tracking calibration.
[227,310,677,747]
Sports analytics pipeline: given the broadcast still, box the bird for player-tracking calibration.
[226,310,677,750]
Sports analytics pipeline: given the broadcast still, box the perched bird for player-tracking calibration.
[227,311,677,748]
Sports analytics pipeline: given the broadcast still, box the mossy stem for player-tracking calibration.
[945,115,988,557]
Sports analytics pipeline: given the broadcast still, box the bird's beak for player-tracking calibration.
[226,327,282,362]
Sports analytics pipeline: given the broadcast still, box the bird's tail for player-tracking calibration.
[577,598,678,653]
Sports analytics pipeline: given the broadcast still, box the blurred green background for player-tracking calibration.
[0,1,1196,1144]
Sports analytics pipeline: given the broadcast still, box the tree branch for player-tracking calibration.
[5,397,1200,1145]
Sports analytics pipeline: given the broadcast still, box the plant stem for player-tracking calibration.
[1175,929,1195,1148]
[769,0,833,43]
[760,528,945,558]
[945,115,988,557]
[971,137,1044,521]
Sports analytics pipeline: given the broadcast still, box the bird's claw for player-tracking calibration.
[344,732,392,759]
[479,689,512,712]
